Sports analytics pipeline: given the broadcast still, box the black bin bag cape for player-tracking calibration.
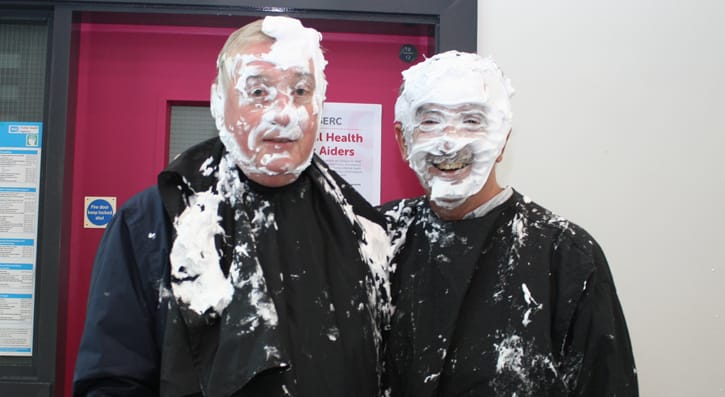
[74,136,389,397]
[381,192,638,397]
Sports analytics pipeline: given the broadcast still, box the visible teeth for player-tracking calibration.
[429,150,472,164]
[436,162,467,171]
[427,146,473,171]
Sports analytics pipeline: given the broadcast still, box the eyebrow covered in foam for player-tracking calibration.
[415,104,491,129]
[417,103,489,113]
[241,69,314,87]
[234,68,315,105]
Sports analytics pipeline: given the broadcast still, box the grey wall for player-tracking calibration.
[479,0,725,395]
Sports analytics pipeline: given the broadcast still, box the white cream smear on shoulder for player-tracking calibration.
[169,172,232,315]
[395,51,514,208]
[214,16,328,177]
[170,155,278,328]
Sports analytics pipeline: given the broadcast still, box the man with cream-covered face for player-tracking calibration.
[211,17,327,187]
[383,51,638,396]
[393,52,513,219]
[74,17,390,397]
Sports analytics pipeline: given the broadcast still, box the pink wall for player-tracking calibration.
[61,21,430,397]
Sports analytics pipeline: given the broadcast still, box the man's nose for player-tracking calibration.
[442,121,462,134]
[441,127,462,151]
[441,123,463,142]
[272,95,293,126]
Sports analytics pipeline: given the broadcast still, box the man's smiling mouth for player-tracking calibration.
[428,149,473,172]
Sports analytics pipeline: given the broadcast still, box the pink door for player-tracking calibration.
[59,15,430,397]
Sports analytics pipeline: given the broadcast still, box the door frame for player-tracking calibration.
[0,1,476,395]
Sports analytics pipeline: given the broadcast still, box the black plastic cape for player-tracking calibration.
[381,192,638,397]
[74,137,387,397]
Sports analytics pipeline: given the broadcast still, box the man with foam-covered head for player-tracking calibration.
[74,17,389,397]
[383,51,638,396]
[394,51,513,220]
[211,17,328,187]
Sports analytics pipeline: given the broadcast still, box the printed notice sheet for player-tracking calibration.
[315,103,382,205]
[0,121,42,357]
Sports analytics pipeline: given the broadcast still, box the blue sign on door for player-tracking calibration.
[84,197,117,228]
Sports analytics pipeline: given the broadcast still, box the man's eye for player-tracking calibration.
[293,87,309,96]
[248,87,267,98]
[462,113,488,126]
[421,119,440,125]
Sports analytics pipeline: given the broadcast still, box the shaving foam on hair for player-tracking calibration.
[261,16,328,112]
[212,16,328,177]
[395,51,514,132]
[395,51,515,208]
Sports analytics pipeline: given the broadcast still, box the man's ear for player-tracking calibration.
[495,129,512,163]
[394,123,408,160]
[210,79,225,131]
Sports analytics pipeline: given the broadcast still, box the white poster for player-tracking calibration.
[315,103,382,205]
[0,121,42,357]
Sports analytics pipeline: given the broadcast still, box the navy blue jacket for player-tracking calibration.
[74,186,171,396]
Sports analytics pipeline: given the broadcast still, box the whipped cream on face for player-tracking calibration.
[407,132,503,207]
[212,16,328,177]
[234,61,312,170]
[395,51,514,208]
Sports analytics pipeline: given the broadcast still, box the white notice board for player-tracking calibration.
[315,103,382,205]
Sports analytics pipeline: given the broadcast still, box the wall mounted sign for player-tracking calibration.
[0,121,42,357]
[84,196,117,229]
[315,102,382,205]
[399,44,418,63]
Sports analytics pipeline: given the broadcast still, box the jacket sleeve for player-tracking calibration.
[73,187,171,397]
[562,242,639,396]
